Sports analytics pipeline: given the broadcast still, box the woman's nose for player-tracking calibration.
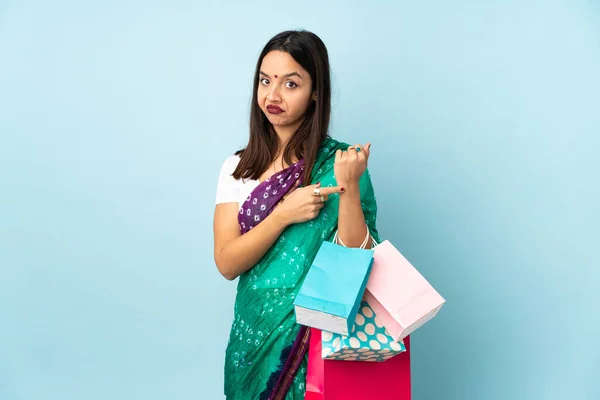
[266,85,281,102]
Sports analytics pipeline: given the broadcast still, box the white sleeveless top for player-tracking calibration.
[215,155,261,208]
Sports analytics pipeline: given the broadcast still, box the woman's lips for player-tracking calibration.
[267,105,284,114]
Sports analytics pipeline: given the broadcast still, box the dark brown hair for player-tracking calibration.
[232,30,331,184]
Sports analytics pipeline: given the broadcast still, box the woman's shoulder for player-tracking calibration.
[221,153,241,168]
[218,154,242,179]
[317,138,351,161]
[322,137,351,150]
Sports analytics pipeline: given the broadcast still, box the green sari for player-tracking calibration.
[224,138,381,399]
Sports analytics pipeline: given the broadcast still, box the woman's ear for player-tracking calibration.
[312,93,317,101]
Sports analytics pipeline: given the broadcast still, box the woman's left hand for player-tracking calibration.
[334,143,371,188]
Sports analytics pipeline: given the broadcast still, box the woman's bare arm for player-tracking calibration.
[213,202,288,281]
[213,185,343,280]
[337,181,372,249]
[334,143,375,249]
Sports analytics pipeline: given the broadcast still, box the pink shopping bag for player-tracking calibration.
[305,328,411,400]
[364,240,445,342]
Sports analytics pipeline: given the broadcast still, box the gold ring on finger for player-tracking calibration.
[320,195,326,203]
[313,187,321,196]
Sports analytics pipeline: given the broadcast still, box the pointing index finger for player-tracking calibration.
[317,186,345,195]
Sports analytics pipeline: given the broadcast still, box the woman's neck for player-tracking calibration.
[272,118,304,149]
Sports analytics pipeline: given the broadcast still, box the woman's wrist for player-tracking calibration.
[270,207,290,229]
[338,179,360,194]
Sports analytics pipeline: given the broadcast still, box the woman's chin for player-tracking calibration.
[267,117,289,127]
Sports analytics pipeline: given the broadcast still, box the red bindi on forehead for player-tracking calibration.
[274,75,278,78]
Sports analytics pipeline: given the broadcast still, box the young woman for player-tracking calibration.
[213,30,381,399]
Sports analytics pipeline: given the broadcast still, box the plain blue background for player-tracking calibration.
[1,1,599,399]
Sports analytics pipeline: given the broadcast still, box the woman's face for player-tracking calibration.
[257,50,314,130]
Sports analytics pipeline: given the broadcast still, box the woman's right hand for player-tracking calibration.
[273,183,344,226]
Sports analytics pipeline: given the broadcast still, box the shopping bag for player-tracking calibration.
[364,240,445,341]
[305,328,411,400]
[321,301,405,362]
[294,241,374,336]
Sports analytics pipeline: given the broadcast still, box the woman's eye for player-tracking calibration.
[286,82,298,88]
[260,78,269,85]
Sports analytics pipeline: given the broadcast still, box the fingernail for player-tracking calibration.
[317,182,321,186]
[340,187,345,192]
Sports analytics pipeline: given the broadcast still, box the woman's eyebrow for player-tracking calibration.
[259,71,303,80]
